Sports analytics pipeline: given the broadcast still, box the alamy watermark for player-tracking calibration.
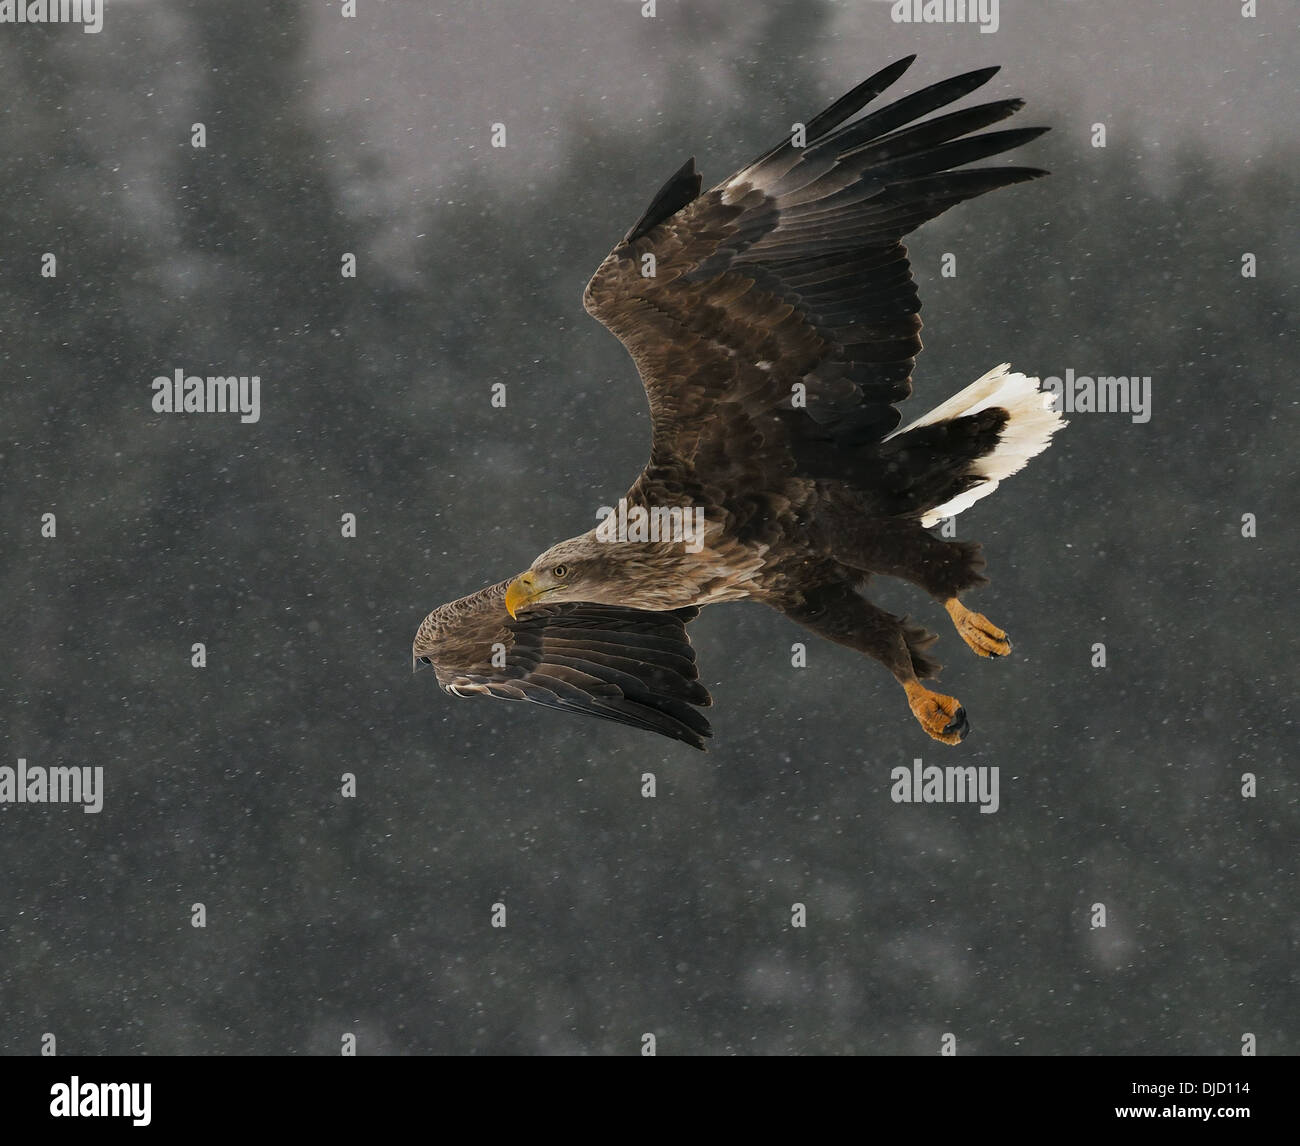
[891,757,1000,813]
[50,1077,150,1126]
[890,0,999,34]
[151,368,261,423]
[0,0,102,34]
[595,498,706,554]
[0,758,103,813]
[1042,368,1151,423]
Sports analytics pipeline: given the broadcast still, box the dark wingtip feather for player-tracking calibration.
[805,55,918,141]
[958,64,1001,87]
[730,57,919,184]
[625,156,703,242]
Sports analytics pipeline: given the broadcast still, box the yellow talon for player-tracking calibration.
[904,680,969,744]
[945,598,1011,658]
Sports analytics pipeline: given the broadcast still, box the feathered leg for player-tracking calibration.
[774,581,970,745]
[818,512,1011,658]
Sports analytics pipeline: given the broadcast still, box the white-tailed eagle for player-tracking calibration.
[414,57,1064,749]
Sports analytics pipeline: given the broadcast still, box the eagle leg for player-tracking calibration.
[945,597,1011,658]
[774,581,968,745]
[815,507,990,600]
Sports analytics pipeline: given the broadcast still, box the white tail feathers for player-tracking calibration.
[884,363,1066,528]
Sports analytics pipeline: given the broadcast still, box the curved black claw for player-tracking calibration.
[943,706,971,742]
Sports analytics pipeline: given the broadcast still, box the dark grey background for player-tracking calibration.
[2,0,1295,1054]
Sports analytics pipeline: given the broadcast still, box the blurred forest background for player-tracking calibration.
[1,1,1296,1054]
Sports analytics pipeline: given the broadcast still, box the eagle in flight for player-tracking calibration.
[414,56,1063,750]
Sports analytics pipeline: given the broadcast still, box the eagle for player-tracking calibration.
[414,56,1064,750]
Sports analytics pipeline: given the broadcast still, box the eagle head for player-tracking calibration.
[503,536,611,618]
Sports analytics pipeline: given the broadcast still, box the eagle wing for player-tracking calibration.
[417,581,713,749]
[583,56,1048,484]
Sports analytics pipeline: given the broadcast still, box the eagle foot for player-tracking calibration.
[904,680,969,745]
[945,598,1011,658]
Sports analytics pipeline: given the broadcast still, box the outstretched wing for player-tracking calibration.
[416,581,713,749]
[584,56,1048,474]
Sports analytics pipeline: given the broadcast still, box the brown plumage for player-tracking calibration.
[414,57,1065,750]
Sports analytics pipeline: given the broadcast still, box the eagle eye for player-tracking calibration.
[552,564,568,579]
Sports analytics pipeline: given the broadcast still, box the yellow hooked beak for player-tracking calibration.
[504,572,543,619]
